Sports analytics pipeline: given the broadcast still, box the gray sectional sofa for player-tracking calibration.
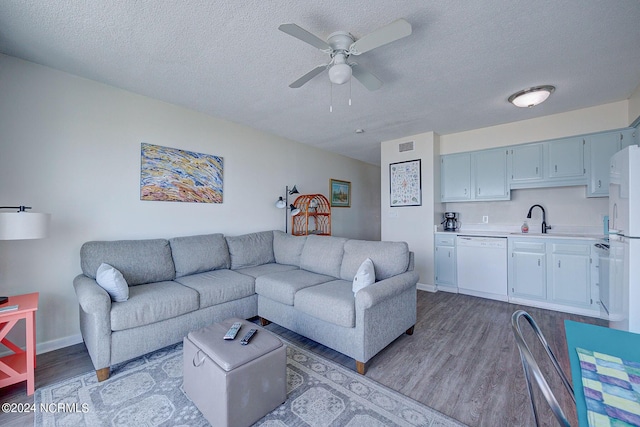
[73,230,418,381]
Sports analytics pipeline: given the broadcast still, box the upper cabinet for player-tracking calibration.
[474,148,509,200]
[545,136,585,183]
[586,129,636,197]
[441,153,472,201]
[441,149,508,202]
[510,143,543,186]
[441,127,637,202]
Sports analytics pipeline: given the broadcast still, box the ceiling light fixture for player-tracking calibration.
[508,85,556,108]
[328,53,352,85]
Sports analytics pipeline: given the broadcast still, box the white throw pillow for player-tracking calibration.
[352,258,375,294]
[96,263,129,302]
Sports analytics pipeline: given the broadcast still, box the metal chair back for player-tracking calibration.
[511,310,575,426]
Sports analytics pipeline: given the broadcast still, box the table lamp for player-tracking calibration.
[0,205,50,304]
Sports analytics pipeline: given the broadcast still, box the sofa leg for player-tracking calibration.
[355,360,367,375]
[259,317,271,326]
[96,367,110,382]
[406,325,415,335]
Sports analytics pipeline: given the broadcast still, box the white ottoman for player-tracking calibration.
[183,318,287,427]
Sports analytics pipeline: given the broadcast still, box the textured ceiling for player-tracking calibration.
[1,1,640,165]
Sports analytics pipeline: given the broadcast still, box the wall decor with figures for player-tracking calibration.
[389,159,421,207]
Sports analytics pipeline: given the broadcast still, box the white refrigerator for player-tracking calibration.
[609,145,640,333]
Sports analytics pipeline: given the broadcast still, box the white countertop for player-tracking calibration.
[435,226,606,241]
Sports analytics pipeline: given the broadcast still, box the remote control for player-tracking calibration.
[240,329,257,345]
[223,322,243,340]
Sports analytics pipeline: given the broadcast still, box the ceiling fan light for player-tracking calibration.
[508,85,555,108]
[329,63,352,85]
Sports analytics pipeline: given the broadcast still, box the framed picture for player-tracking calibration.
[390,159,421,207]
[140,143,223,203]
[330,179,351,208]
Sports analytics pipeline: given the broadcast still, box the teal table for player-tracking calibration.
[564,320,640,426]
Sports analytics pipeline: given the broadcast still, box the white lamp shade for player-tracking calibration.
[275,198,286,209]
[0,212,51,240]
[328,63,352,85]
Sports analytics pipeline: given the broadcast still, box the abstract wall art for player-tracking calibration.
[140,143,223,203]
[389,159,421,207]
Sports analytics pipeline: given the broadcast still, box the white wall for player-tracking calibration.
[440,101,630,154]
[381,132,441,289]
[0,54,381,352]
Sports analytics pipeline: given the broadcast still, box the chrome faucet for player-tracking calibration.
[527,204,551,233]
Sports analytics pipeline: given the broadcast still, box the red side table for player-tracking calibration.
[0,292,39,395]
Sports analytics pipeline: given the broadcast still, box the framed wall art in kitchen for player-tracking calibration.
[390,159,421,207]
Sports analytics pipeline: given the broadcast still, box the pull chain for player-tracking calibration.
[330,82,333,113]
[349,78,352,106]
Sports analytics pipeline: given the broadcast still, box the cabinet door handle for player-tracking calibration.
[538,259,541,266]
[558,260,561,268]
[555,165,558,173]
[448,252,451,258]
[535,166,538,174]
[598,179,602,188]
[478,187,481,195]
[464,188,467,195]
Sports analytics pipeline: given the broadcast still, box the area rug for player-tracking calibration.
[35,339,465,427]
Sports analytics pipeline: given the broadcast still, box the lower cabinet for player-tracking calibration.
[549,243,592,308]
[509,240,546,300]
[508,238,596,313]
[434,235,456,289]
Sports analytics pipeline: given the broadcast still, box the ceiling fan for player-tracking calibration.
[278,19,412,91]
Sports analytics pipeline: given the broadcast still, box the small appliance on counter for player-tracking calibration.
[442,212,459,231]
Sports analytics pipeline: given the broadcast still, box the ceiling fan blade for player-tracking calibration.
[349,18,412,55]
[351,64,383,91]
[289,64,328,88]
[278,23,330,50]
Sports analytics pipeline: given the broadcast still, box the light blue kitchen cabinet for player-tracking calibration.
[586,132,621,197]
[434,234,456,289]
[548,242,592,308]
[510,143,543,186]
[441,149,508,202]
[545,136,586,182]
[474,148,509,200]
[509,240,547,300]
[586,129,636,197]
[440,153,471,202]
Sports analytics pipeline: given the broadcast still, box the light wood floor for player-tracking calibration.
[2,291,605,427]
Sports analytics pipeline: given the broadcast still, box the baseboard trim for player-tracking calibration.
[37,333,83,355]
[417,283,437,292]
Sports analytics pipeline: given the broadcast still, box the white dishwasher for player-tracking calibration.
[456,235,508,302]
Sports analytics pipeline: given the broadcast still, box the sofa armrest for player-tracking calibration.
[73,274,113,370]
[355,270,419,310]
[73,274,112,316]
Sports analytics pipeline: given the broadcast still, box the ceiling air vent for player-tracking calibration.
[399,141,414,152]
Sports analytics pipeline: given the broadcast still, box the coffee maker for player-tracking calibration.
[442,212,459,231]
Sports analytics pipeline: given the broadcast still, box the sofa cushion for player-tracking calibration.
[255,269,334,306]
[174,269,255,308]
[340,240,410,281]
[226,231,275,269]
[299,235,348,278]
[273,231,307,266]
[110,281,199,331]
[96,263,129,302]
[294,280,356,328]
[169,233,230,278]
[235,263,298,278]
[81,239,176,285]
